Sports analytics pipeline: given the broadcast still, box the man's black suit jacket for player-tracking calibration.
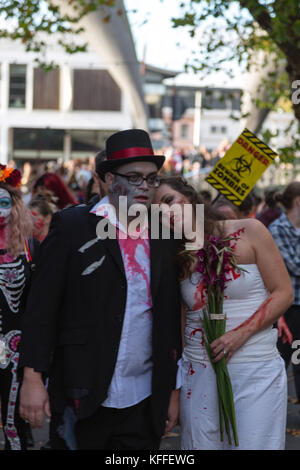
[19,202,182,437]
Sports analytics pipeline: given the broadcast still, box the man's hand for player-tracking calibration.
[19,368,51,428]
[164,389,180,435]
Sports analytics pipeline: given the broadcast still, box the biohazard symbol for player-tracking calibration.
[230,154,253,178]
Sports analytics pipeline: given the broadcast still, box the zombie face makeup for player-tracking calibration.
[106,161,158,211]
[31,209,45,231]
[0,188,12,227]
[30,208,51,243]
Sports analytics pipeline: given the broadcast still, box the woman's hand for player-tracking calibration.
[210,328,248,363]
[277,315,293,345]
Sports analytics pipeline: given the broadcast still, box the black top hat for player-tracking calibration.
[97,129,165,181]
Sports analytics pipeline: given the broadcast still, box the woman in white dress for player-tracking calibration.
[154,177,294,450]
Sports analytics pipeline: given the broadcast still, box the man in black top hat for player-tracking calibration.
[18,129,182,450]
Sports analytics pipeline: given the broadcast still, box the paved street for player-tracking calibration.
[1,368,299,451]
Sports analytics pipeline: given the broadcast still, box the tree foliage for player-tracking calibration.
[0,1,121,68]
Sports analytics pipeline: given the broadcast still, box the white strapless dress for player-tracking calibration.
[179,264,287,450]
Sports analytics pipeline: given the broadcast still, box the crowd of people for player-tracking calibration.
[0,129,299,451]
[159,141,229,178]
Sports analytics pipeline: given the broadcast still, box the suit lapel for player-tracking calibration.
[88,211,125,276]
[103,236,125,275]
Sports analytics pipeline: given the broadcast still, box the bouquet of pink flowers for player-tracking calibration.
[194,230,247,446]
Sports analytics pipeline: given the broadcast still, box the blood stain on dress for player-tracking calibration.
[189,327,205,349]
[188,362,195,375]
[193,279,207,310]
[225,265,241,282]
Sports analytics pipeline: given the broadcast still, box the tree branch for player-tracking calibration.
[239,0,300,64]
[239,0,273,33]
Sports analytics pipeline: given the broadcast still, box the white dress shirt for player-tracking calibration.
[90,197,153,408]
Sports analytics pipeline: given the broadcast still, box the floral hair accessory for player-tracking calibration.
[0,165,22,188]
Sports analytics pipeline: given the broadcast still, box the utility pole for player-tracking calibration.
[193,90,202,150]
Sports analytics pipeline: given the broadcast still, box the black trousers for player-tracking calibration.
[74,397,160,450]
[277,304,300,402]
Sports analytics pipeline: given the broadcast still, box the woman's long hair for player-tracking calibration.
[33,172,78,210]
[0,183,33,257]
[158,176,224,279]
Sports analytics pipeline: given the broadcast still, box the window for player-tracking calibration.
[73,69,121,111]
[71,129,117,151]
[213,90,222,100]
[13,128,64,151]
[9,64,26,108]
[181,124,189,139]
[147,102,162,119]
[33,68,60,109]
[210,125,227,134]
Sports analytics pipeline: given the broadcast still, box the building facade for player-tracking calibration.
[162,85,243,153]
[142,65,244,155]
[0,38,134,165]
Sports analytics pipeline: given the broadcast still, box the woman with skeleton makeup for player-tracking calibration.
[0,165,38,450]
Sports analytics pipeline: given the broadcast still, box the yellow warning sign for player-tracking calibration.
[205,128,277,206]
